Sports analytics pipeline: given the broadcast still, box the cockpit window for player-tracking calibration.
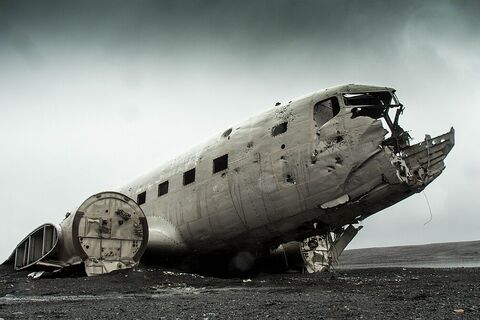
[313,97,340,128]
[343,91,409,152]
[343,91,399,120]
[343,91,394,106]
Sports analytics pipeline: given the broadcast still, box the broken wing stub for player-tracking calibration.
[8,192,149,276]
[401,127,455,189]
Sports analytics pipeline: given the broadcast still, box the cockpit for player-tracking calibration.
[341,90,410,152]
[313,87,411,153]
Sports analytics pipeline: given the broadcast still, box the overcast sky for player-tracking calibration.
[1,0,479,260]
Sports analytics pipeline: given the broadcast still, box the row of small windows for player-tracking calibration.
[137,100,340,205]
[137,98,339,206]
[136,154,229,205]
[137,118,290,206]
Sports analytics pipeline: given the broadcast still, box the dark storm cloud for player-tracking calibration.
[2,1,478,53]
[1,0,478,79]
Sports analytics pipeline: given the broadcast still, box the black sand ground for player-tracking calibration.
[1,241,479,319]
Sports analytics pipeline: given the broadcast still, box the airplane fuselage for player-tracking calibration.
[118,84,454,259]
[9,84,454,275]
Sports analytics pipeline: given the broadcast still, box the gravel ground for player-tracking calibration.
[1,263,479,320]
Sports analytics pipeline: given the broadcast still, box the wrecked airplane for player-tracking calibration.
[6,84,454,275]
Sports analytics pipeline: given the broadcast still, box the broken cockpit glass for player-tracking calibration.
[343,91,410,152]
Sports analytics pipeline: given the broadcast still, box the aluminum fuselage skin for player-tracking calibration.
[119,84,451,257]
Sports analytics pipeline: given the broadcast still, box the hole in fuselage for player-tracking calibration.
[272,122,288,137]
[222,128,233,138]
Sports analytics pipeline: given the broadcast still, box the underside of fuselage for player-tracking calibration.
[5,84,455,276]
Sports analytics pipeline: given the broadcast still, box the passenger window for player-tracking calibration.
[137,191,146,205]
[183,168,195,185]
[213,154,228,173]
[271,122,288,136]
[158,181,169,197]
[313,97,340,127]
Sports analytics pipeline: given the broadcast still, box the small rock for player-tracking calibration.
[453,309,464,315]
[28,271,45,279]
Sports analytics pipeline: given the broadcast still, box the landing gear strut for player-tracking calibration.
[270,224,362,273]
